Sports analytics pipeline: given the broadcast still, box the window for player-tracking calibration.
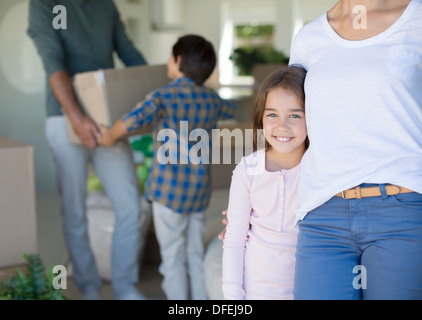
[219,1,278,85]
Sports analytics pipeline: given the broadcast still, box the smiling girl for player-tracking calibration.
[222,65,307,300]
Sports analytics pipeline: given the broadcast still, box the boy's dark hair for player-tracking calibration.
[252,64,308,152]
[172,34,216,86]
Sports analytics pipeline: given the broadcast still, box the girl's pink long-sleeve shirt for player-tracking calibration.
[222,149,300,300]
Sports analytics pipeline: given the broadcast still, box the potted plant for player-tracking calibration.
[230,47,290,76]
[0,254,67,300]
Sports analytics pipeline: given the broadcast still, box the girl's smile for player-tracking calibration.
[274,136,294,143]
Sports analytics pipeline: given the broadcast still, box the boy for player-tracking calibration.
[98,34,237,299]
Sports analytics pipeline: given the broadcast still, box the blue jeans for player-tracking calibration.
[294,184,422,300]
[46,116,142,297]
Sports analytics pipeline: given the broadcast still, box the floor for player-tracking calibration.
[35,187,229,300]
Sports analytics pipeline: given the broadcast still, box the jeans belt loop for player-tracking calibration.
[355,186,362,199]
[379,184,388,200]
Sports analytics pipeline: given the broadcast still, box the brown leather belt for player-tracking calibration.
[336,185,414,200]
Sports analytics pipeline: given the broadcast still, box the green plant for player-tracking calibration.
[230,47,290,76]
[0,254,67,300]
[87,134,154,195]
[235,24,274,40]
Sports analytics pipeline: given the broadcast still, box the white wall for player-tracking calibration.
[0,0,54,192]
[134,0,337,62]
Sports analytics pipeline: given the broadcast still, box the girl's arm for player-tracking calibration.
[222,161,252,300]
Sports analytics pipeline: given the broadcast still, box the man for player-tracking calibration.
[27,0,148,300]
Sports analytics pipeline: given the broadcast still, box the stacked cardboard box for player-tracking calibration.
[0,138,37,269]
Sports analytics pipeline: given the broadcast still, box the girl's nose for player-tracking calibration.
[278,116,290,128]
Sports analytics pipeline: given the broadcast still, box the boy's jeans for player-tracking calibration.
[152,202,208,300]
[46,116,142,298]
[294,184,422,300]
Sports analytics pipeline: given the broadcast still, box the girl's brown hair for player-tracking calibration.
[252,64,308,152]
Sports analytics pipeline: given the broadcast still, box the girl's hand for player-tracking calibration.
[98,125,115,147]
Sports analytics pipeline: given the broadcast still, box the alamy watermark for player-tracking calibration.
[52,5,67,30]
[353,5,368,30]
[353,265,367,290]
[52,265,67,290]
[52,4,368,31]
[155,122,266,174]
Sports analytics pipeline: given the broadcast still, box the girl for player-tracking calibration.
[222,65,307,300]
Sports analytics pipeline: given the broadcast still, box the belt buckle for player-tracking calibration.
[341,187,362,199]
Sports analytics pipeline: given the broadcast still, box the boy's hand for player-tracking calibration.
[218,210,228,240]
[98,125,115,147]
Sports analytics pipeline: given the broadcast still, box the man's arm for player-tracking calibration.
[27,0,100,149]
[49,71,100,149]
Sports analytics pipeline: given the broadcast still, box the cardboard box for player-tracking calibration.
[211,121,253,189]
[251,63,288,89]
[0,138,37,268]
[66,64,170,144]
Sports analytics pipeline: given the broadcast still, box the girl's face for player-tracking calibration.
[263,87,307,157]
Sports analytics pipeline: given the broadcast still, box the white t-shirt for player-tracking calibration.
[290,0,422,222]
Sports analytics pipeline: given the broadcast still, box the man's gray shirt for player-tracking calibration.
[28,0,147,117]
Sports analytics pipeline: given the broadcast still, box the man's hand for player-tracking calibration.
[218,210,228,240]
[72,115,101,149]
[49,70,100,149]
[98,125,115,147]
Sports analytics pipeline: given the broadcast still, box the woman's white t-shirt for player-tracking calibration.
[289,0,422,222]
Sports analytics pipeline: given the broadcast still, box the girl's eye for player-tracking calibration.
[290,114,301,119]
[266,113,277,118]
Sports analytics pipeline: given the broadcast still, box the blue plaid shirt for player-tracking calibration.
[122,77,237,214]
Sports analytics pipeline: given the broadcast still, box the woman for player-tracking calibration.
[290,0,422,299]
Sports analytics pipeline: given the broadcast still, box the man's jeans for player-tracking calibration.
[46,116,142,297]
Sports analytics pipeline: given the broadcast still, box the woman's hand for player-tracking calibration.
[218,210,228,240]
